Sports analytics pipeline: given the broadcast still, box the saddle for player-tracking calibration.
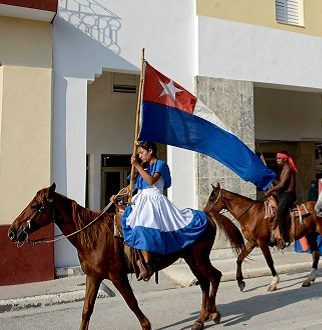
[266,197,310,248]
[264,196,278,221]
[264,197,310,222]
[290,204,310,219]
[113,205,159,283]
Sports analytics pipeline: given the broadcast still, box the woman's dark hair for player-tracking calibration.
[138,141,158,157]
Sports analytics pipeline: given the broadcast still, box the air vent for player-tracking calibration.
[112,73,137,94]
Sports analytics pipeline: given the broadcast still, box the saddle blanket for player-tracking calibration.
[295,235,322,255]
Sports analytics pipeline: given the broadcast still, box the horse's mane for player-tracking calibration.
[223,188,257,204]
[56,193,114,250]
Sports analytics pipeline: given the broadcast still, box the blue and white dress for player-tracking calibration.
[121,159,208,255]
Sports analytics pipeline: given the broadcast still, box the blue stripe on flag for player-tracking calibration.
[139,101,275,190]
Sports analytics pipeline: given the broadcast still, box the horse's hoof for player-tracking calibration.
[210,312,221,324]
[302,280,311,287]
[238,280,246,292]
[191,321,204,330]
[267,284,277,292]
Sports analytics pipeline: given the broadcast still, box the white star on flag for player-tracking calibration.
[159,80,183,101]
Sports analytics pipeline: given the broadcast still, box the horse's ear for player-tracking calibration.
[216,182,220,189]
[48,182,56,198]
[211,184,216,190]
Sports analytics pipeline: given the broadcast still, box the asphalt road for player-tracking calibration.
[1,271,322,330]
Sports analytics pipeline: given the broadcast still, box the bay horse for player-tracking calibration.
[204,183,322,292]
[8,183,244,330]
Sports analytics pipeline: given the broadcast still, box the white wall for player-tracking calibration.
[53,0,197,266]
[255,88,322,141]
[198,16,322,89]
[87,72,137,210]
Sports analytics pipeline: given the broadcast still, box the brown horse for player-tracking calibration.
[204,183,322,292]
[8,183,244,330]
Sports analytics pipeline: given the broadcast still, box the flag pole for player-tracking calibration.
[128,48,145,203]
[256,143,267,166]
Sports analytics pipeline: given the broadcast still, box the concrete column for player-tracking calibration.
[195,76,256,208]
[195,76,256,249]
[294,141,316,202]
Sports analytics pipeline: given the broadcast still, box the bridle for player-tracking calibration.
[208,188,222,210]
[19,197,59,246]
[19,187,129,246]
[208,187,256,220]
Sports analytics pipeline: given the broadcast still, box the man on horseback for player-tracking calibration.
[265,151,297,249]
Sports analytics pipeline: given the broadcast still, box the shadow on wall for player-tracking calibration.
[59,0,121,53]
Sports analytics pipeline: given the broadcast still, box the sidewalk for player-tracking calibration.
[0,247,318,313]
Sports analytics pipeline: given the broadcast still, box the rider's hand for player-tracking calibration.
[131,155,139,167]
[110,195,116,202]
[264,190,271,196]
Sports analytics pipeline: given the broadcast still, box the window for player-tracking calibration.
[275,0,304,26]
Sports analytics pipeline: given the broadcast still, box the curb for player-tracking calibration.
[0,282,114,313]
[162,261,314,287]
[0,290,86,313]
[221,262,313,282]
[55,266,84,278]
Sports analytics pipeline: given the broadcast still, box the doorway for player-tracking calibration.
[101,155,131,208]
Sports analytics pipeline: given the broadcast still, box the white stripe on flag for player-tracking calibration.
[194,100,231,133]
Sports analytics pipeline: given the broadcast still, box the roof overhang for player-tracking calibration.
[0,0,58,22]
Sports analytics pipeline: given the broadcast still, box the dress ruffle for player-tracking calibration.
[121,187,207,255]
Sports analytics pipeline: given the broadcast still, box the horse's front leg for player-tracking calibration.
[302,232,320,287]
[236,241,256,291]
[80,275,102,330]
[111,273,151,330]
[185,256,222,330]
[257,240,279,292]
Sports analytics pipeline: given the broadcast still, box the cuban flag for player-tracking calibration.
[138,62,276,191]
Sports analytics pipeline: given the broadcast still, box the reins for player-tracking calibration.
[214,187,267,220]
[24,187,130,245]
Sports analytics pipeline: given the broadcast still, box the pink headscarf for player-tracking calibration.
[276,152,298,173]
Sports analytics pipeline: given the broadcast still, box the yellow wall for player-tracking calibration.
[0,66,52,223]
[0,16,52,67]
[0,67,3,155]
[197,0,322,37]
[0,16,52,224]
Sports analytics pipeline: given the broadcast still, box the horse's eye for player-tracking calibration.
[31,203,41,210]
[31,203,45,213]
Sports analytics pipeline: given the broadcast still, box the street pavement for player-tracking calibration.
[0,246,318,314]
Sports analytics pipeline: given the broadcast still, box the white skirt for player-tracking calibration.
[121,187,208,255]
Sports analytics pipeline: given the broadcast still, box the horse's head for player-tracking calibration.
[204,183,226,212]
[8,183,56,243]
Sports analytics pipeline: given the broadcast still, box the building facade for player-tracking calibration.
[1,0,322,284]
[0,0,57,284]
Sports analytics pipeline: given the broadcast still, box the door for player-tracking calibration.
[101,154,131,208]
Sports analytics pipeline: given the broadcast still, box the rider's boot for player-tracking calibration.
[136,259,155,282]
[136,251,155,282]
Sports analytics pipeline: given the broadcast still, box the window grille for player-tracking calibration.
[275,0,304,26]
[112,73,137,93]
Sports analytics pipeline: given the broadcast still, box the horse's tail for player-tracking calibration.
[206,210,245,255]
